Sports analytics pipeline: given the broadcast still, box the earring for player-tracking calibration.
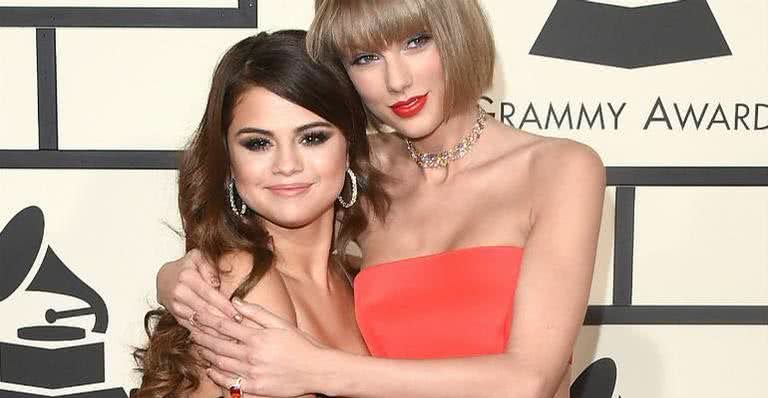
[337,168,358,209]
[228,177,247,217]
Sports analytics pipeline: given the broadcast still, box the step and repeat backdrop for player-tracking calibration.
[0,1,766,397]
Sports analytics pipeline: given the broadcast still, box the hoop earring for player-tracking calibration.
[337,168,358,209]
[228,177,247,217]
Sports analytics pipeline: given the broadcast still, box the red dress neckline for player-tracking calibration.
[356,245,523,282]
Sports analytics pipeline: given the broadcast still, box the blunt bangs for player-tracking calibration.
[310,0,430,59]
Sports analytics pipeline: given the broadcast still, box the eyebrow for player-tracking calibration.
[235,121,333,136]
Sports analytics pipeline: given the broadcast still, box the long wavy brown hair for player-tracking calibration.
[132,30,389,398]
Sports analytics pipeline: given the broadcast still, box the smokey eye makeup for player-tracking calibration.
[299,131,331,146]
[239,131,331,152]
[242,136,272,152]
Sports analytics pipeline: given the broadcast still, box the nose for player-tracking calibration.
[272,145,303,176]
[384,54,413,94]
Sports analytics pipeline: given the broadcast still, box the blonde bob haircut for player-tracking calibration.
[307,0,495,122]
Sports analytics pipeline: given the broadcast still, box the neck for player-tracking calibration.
[262,208,335,286]
[408,104,477,154]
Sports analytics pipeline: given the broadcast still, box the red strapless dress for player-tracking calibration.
[353,246,523,359]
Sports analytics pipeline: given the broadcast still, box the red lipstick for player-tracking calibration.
[390,94,428,118]
[266,183,313,197]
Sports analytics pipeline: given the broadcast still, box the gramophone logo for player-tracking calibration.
[531,0,732,68]
[0,207,127,397]
[571,358,619,398]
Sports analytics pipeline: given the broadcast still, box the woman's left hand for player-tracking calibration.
[191,298,329,397]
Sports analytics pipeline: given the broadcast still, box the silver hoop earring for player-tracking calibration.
[337,168,358,209]
[228,177,247,217]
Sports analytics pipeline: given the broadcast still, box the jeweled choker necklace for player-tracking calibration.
[403,105,488,168]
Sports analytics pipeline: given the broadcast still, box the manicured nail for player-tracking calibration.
[232,297,243,306]
[233,313,243,323]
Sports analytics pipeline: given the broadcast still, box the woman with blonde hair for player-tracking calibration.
[158,1,605,397]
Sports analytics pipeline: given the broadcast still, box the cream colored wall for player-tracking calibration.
[0,1,765,396]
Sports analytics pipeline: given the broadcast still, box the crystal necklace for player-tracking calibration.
[404,106,488,168]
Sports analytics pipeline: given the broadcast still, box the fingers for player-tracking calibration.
[160,249,241,324]
[195,311,258,342]
[200,284,242,323]
[192,329,248,360]
[198,345,251,377]
[167,285,226,338]
[206,367,255,394]
[184,250,242,322]
[232,298,292,329]
[190,249,221,287]
[189,308,231,340]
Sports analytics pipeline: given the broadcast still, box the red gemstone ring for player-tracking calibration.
[228,377,242,398]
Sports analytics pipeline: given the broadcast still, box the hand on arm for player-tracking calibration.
[156,248,242,335]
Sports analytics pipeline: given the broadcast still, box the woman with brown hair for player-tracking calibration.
[132,29,388,397]
[157,1,606,397]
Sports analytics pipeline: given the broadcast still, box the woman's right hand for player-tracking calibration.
[156,249,242,331]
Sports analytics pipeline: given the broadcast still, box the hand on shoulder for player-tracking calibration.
[218,253,297,328]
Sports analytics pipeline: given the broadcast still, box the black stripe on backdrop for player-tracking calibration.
[613,187,635,306]
[608,167,768,186]
[0,0,257,28]
[0,150,180,169]
[585,305,768,325]
[36,28,58,150]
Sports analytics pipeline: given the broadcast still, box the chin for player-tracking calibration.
[394,119,440,140]
[266,213,317,229]
[261,204,334,230]
[378,110,442,139]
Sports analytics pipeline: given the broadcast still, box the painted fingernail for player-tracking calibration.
[232,297,243,306]
[233,313,243,323]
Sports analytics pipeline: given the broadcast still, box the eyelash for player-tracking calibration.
[350,33,432,65]
[300,131,330,146]
[406,33,431,49]
[244,137,271,151]
[242,131,330,152]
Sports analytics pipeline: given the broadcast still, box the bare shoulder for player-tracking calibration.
[528,136,605,190]
[483,121,603,182]
[217,251,297,326]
